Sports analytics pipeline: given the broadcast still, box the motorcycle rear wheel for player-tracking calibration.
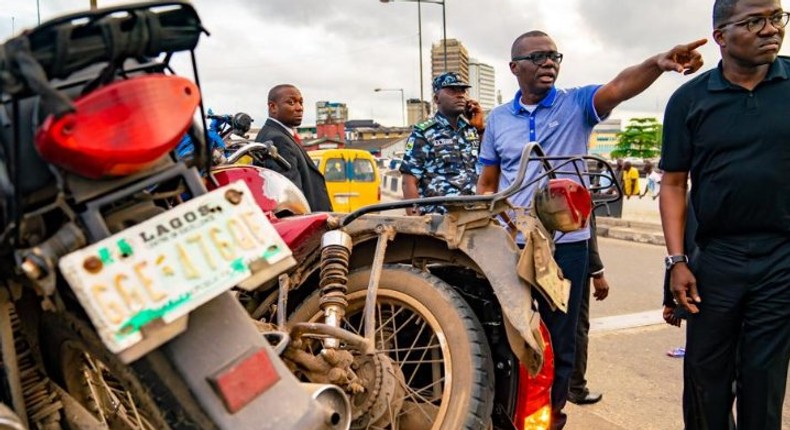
[39,312,169,430]
[290,264,494,430]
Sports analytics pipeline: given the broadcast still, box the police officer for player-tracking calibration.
[399,72,486,215]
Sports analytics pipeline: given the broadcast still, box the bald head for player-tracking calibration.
[511,30,550,58]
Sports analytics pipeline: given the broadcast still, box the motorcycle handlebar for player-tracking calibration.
[225,140,291,170]
[340,142,623,227]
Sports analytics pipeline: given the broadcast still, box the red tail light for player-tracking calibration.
[514,321,554,429]
[35,75,200,179]
[535,179,592,233]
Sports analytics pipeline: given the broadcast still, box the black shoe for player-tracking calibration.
[567,390,603,405]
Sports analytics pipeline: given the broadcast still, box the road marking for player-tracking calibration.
[590,309,665,333]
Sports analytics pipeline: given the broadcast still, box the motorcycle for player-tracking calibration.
[0,2,350,429]
[215,139,621,428]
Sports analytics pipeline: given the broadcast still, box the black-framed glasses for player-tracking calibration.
[511,51,564,65]
[717,11,790,33]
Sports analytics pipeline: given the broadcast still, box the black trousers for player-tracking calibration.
[535,241,589,430]
[569,279,591,396]
[684,235,790,430]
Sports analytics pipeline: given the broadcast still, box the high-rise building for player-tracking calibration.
[588,118,622,157]
[468,58,496,112]
[406,98,430,126]
[431,39,469,84]
[316,101,348,125]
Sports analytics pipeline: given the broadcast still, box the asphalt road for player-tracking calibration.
[566,238,790,430]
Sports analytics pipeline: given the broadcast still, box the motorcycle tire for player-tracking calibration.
[290,264,494,430]
[38,312,170,430]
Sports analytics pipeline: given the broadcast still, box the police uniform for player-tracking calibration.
[399,73,481,214]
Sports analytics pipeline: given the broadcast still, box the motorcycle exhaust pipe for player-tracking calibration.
[302,383,351,430]
[0,403,24,430]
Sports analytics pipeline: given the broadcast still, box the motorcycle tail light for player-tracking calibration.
[35,75,200,179]
[535,178,592,233]
[514,322,554,429]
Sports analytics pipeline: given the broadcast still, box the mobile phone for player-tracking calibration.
[464,100,474,118]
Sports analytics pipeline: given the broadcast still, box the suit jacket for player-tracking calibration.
[255,119,332,212]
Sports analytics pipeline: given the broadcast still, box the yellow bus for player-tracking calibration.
[308,149,381,212]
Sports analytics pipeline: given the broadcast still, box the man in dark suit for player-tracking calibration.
[255,84,332,212]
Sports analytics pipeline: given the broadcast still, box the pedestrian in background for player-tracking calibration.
[477,29,704,429]
[622,160,640,199]
[640,161,663,200]
[660,0,790,428]
[399,72,485,215]
[255,84,332,212]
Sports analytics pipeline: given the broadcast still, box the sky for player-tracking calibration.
[3,0,790,127]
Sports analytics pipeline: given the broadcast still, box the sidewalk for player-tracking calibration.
[597,196,664,246]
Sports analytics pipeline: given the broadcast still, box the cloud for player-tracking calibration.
[3,0,790,126]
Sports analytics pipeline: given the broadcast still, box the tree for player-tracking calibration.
[611,117,662,159]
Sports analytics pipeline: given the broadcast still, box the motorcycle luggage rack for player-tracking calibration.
[341,142,623,226]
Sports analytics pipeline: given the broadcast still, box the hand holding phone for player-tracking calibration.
[465,99,484,131]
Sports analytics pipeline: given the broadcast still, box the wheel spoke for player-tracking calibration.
[405,330,436,387]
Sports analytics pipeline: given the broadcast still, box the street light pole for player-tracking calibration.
[380,0,446,116]
[374,88,406,127]
[37,0,41,25]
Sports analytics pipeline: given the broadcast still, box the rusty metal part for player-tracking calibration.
[283,347,364,394]
[319,231,353,349]
[348,353,403,429]
[16,222,86,297]
[363,226,395,343]
[0,289,26,429]
[289,323,373,355]
[1,301,63,429]
[277,274,290,330]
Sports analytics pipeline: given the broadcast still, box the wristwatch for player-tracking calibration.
[664,254,689,270]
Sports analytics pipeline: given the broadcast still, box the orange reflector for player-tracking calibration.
[208,347,280,413]
[35,75,200,179]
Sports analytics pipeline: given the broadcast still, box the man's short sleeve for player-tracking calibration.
[573,85,605,126]
[479,111,499,166]
[660,90,693,172]
[399,131,431,178]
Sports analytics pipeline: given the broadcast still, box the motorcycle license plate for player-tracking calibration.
[59,181,292,354]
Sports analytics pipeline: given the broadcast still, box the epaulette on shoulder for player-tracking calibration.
[414,118,437,132]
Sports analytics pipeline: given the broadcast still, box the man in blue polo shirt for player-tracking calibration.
[477,30,705,429]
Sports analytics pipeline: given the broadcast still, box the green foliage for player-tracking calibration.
[611,117,662,159]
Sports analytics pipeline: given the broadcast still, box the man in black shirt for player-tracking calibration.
[660,0,790,428]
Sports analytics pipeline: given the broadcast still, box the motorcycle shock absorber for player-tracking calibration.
[318,231,352,349]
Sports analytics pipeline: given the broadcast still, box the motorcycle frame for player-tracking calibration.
[276,143,622,375]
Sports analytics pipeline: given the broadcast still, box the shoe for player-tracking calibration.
[567,390,603,405]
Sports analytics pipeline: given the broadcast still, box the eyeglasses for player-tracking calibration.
[717,11,790,33]
[511,51,564,65]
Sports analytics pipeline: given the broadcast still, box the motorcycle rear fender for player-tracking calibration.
[342,214,545,375]
[143,293,332,429]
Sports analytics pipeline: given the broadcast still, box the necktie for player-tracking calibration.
[293,132,303,145]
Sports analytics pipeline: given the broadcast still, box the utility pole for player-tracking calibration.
[11,17,14,35]
[37,0,41,24]
[90,0,98,10]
